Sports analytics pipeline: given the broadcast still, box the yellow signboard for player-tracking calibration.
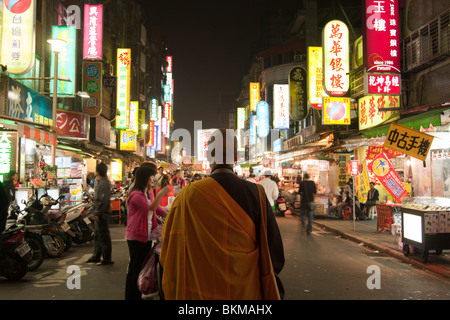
[384,122,434,161]
[119,130,137,151]
[308,47,325,110]
[358,95,400,130]
[249,82,260,112]
[0,0,36,75]
[322,97,350,125]
[111,159,122,182]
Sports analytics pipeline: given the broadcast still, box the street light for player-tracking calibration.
[47,38,67,167]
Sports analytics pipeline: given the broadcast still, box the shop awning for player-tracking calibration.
[362,107,450,138]
[17,122,57,146]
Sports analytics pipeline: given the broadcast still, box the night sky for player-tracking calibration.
[145,0,303,136]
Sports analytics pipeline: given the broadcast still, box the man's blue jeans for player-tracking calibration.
[301,207,314,234]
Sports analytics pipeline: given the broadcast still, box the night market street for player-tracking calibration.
[1,215,449,301]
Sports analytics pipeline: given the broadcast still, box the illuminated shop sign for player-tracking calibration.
[358,95,399,130]
[308,47,326,110]
[150,99,158,121]
[322,97,350,125]
[128,101,139,133]
[83,4,103,60]
[82,61,102,117]
[119,129,136,151]
[111,159,122,182]
[116,48,131,129]
[289,66,307,121]
[0,132,12,182]
[0,0,36,75]
[7,78,52,126]
[364,0,401,72]
[50,26,77,96]
[365,73,400,95]
[273,84,289,130]
[249,82,260,112]
[323,20,349,96]
[166,56,173,73]
[256,101,269,138]
[237,107,246,151]
[56,110,89,139]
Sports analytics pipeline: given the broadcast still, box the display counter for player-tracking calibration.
[313,195,330,217]
[401,197,450,263]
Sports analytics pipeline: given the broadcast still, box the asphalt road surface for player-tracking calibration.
[1,216,449,301]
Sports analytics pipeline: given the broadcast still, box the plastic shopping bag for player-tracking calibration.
[137,247,158,295]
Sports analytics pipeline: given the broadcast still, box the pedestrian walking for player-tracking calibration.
[125,165,169,300]
[299,173,317,235]
[160,129,284,300]
[87,162,113,266]
[257,170,279,209]
[156,174,174,207]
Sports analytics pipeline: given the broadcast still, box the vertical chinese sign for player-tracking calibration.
[289,66,307,121]
[323,20,349,97]
[236,107,246,151]
[82,61,102,117]
[116,48,131,129]
[273,84,289,130]
[83,4,103,60]
[364,0,401,73]
[308,47,326,110]
[256,101,269,138]
[249,82,260,112]
[0,0,36,75]
[0,132,13,182]
[50,26,76,96]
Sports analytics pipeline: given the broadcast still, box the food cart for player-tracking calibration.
[401,197,450,263]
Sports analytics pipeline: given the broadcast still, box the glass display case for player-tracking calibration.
[401,197,450,263]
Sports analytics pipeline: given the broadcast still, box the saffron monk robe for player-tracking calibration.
[160,129,285,300]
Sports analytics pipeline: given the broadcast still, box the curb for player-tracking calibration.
[314,221,450,279]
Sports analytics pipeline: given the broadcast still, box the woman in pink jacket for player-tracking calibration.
[125,166,168,300]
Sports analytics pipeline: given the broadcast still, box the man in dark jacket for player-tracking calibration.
[299,173,317,235]
[87,162,113,265]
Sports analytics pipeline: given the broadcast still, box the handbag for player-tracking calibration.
[137,247,158,295]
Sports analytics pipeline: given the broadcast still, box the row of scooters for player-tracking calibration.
[0,190,95,281]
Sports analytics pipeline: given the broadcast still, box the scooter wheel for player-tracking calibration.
[25,233,45,271]
[4,254,28,281]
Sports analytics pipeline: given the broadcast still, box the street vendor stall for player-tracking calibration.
[401,197,450,263]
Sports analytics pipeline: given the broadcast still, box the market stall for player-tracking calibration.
[401,197,450,263]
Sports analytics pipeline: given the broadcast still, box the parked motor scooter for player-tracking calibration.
[10,196,66,268]
[0,224,32,280]
[45,195,93,245]
[274,194,287,217]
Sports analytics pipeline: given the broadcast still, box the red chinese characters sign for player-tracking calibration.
[370,152,408,203]
[358,95,400,130]
[56,111,89,139]
[366,73,400,95]
[364,0,401,72]
[323,20,349,96]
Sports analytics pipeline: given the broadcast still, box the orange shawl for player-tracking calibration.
[159,178,280,300]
